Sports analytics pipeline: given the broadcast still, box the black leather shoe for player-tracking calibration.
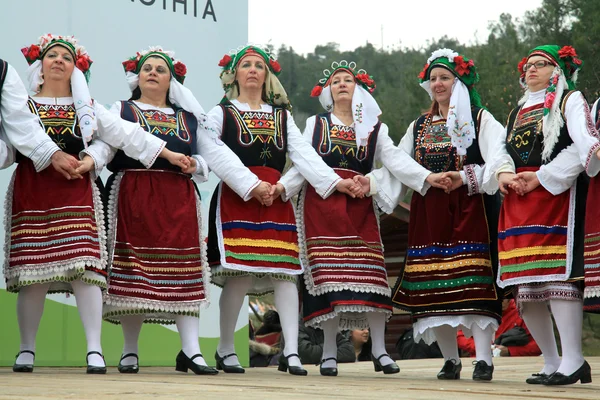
[13,350,35,373]
[319,357,338,376]
[437,359,462,380]
[118,353,139,374]
[526,372,551,384]
[214,351,245,373]
[372,354,400,374]
[278,353,308,376]
[472,360,494,381]
[86,351,107,374]
[175,350,218,375]
[544,361,592,385]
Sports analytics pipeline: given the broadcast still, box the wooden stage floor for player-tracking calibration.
[1,356,598,399]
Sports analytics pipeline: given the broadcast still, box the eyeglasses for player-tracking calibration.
[523,60,554,71]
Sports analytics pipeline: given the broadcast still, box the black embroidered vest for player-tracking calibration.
[311,112,380,175]
[107,101,197,172]
[218,100,288,172]
[505,92,573,167]
[413,107,484,173]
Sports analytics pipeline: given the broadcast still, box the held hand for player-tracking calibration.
[514,171,540,196]
[426,172,452,191]
[73,155,95,176]
[352,175,371,197]
[160,148,191,170]
[51,151,81,180]
[498,172,520,195]
[440,171,463,194]
[336,178,362,198]
[250,181,274,206]
[181,156,197,174]
[269,182,285,199]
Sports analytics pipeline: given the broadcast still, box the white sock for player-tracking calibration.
[71,279,105,367]
[175,315,206,366]
[471,323,494,366]
[367,312,394,366]
[217,275,253,366]
[16,283,51,365]
[550,299,585,375]
[432,325,460,363]
[120,314,145,366]
[521,301,560,375]
[320,316,340,369]
[272,279,302,368]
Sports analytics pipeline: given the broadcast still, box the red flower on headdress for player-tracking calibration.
[418,63,429,80]
[269,59,281,74]
[174,62,187,77]
[76,57,90,72]
[311,85,323,97]
[218,54,232,67]
[26,45,41,61]
[517,56,528,74]
[544,92,557,109]
[123,60,137,72]
[453,55,470,76]
[573,57,582,66]
[558,45,577,59]
[355,73,375,87]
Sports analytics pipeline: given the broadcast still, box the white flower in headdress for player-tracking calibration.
[427,48,459,64]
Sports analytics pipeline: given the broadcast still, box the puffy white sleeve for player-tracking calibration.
[470,109,513,195]
[536,144,584,195]
[366,121,434,214]
[562,91,600,177]
[278,116,316,201]
[94,102,166,168]
[285,111,341,199]
[195,105,260,200]
[0,64,59,171]
[0,126,14,169]
[481,126,516,194]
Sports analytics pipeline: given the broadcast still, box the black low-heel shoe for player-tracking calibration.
[13,350,35,373]
[372,354,400,374]
[544,361,592,385]
[526,372,551,384]
[437,359,462,380]
[118,353,139,374]
[86,351,107,374]
[175,350,218,375]
[472,360,494,381]
[278,353,307,376]
[319,357,338,376]
[214,351,245,373]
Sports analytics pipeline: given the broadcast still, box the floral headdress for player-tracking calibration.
[21,33,96,146]
[217,44,290,110]
[310,60,376,98]
[310,60,381,149]
[418,49,482,155]
[121,46,218,141]
[21,34,93,82]
[122,46,187,84]
[517,45,584,161]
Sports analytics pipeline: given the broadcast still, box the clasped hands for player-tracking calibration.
[250,177,368,206]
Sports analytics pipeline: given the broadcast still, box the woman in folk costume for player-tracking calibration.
[8,34,187,374]
[102,46,270,375]
[389,49,506,381]
[582,91,600,313]
[208,45,360,376]
[487,45,597,385]
[275,61,451,377]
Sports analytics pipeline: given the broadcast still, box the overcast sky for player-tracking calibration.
[248,0,542,55]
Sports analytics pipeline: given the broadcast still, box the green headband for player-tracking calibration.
[526,45,583,90]
[41,40,77,59]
